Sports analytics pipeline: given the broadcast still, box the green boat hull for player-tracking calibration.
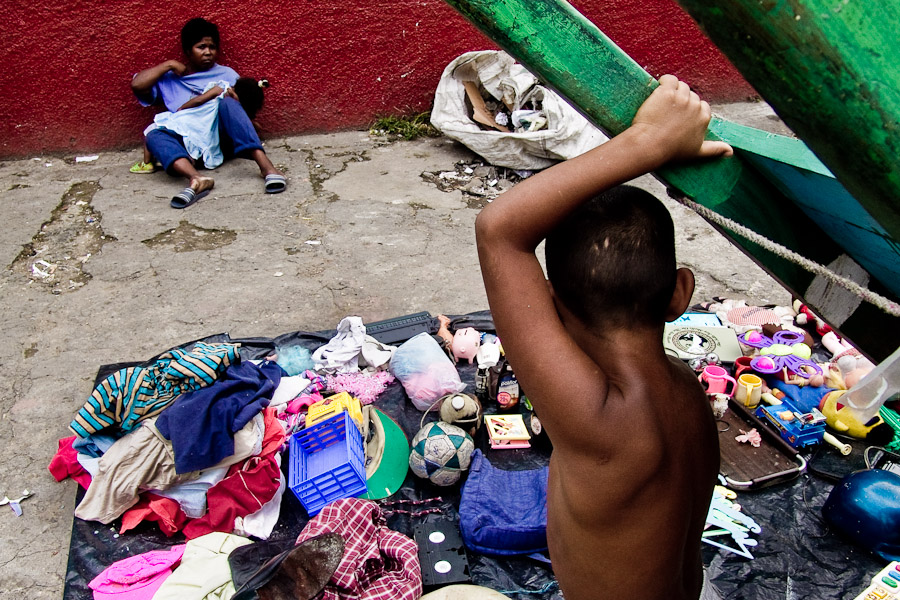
[675,0,900,251]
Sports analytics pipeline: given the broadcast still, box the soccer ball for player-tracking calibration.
[409,421,475,486]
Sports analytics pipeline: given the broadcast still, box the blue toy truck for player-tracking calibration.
[755,397,826,449]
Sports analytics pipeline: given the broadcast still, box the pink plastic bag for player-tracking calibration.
[390,333,466,410]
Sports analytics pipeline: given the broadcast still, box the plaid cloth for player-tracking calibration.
[295,498,422,600]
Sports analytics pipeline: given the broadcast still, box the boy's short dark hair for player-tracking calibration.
[233,77,266,119]
[181,18,220,54]
[545,185,677,330]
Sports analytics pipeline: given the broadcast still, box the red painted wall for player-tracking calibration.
[0,0,753,158]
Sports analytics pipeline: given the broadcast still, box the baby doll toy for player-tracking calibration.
[436,314,455,351]
[820,331,875,389]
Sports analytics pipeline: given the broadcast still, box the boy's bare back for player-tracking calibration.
[545,350,719,599]
[475,75,731,599]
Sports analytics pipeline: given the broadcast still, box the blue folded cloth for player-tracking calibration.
[459,449,548,556]
[156,360,284,474]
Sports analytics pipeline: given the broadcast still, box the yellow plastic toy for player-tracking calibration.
[306,392,363,431]
[819,390,884,439]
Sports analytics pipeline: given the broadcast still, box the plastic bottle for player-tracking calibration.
[843,345,900,425]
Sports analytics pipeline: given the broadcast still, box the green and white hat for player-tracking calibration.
[362,406,410,500]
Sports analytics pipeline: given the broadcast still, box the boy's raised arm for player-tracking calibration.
[475,75,731,429]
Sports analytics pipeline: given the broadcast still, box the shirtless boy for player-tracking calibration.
[475,75,733,600]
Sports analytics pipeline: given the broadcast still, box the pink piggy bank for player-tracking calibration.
[451,327,481,364]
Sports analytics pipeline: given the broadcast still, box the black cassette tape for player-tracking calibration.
[413,519,471,588]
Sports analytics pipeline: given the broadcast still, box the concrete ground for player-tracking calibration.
[0,102,792,599]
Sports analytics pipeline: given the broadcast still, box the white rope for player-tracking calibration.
[678,197,900,318]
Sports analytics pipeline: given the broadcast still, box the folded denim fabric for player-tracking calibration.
[459,449,548,555]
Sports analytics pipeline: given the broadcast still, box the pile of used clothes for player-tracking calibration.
[51,317,405,541]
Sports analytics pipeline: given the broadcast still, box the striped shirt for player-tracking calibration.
[70,342,240,437]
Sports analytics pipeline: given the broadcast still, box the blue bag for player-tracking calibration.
[458,449,549,555]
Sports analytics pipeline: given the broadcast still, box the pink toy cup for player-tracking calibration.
[699,365,737,396]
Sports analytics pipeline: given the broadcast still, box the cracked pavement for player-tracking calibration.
[0,104,791,599]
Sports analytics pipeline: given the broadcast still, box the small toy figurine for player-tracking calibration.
[709,393,729,419]
[436,314,454,350]
[793,299,832,336]
[821,331,875,389]
[806,362,844,389]
[451,327,481,364]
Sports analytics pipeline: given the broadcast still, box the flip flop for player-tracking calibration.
[170,187,210,209]
[129,161,156,174]
[265,174,287,194]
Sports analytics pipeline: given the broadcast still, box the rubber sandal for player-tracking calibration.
[129,161,156,174]
[170,187,210,209]
[265,173,287,194]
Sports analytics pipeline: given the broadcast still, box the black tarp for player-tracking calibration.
[63,312,887,599]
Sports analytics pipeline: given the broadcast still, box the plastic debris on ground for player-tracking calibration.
[421,160,529,204]
[0,490,34,517]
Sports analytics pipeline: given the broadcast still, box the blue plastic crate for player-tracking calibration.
[288,410,366,516]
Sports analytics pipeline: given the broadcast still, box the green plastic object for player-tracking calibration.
[880,407,900,453]
[362,409,411,501]
[441,0,900,360]
[674,0,900,262]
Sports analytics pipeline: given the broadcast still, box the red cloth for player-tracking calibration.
[295,498,422,600]
[259,407,286,456]
[181,455,281,539]
[48,436,92,490]
[120,493,188,536]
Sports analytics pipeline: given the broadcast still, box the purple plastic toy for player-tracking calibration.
[738,330,823,378]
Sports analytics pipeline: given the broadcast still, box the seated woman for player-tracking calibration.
[131,17,286,207]
[140,78,269,207]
